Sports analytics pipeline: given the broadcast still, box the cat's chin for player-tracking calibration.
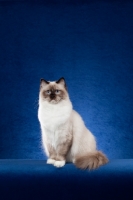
[50,100,60,104]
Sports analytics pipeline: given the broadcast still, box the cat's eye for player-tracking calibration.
[46,90,51,94]
[55,90,60,94]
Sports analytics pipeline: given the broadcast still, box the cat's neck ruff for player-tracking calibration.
[39,98,72,114]
[38,98,72,131]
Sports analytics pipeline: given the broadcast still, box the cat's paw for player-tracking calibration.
[47,158,56,165]
[54,160,65,168]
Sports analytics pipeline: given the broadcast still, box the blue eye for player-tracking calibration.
[55,90,60,94]
[46,90,51,94]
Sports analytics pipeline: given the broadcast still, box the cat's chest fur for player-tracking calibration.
[38,100,72,132]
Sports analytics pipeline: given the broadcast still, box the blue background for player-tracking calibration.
[0,0,133,159]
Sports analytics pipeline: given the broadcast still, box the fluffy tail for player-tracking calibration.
[75,151,108,170]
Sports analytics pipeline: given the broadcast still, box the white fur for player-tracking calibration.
[54,160,65,167]
[47,158,56,164]
[38,90,96,167]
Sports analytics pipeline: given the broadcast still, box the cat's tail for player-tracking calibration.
[74,151,108,170]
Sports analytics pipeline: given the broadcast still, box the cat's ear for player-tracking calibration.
[56,77,67,89]
[40,79,49,88]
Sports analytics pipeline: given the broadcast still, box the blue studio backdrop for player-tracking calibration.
[1,1,133,200]
[0,0,133,161]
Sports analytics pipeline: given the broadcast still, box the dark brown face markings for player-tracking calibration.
[56,77,67,91]
[40,79,50,90]
[50,92,56,100]
[40,79,68,103]
[40,79,49,84]
[41,84,67,103]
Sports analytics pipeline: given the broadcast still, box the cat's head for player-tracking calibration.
[39,77,68,104]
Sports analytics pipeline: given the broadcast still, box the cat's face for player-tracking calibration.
[39,77,68,104]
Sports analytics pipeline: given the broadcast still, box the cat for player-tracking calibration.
[38,77,108,170]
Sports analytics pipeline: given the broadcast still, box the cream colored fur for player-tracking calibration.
[38,79,108,170]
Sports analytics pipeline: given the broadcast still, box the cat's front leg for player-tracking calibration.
[53,160,66,168]
[45,142,65,167]
[47,153,65,167]
[46,143,56,165]
[47,158,56,165]
[54,136,72,168]
[46,145,66,167]
[53,153,66,168]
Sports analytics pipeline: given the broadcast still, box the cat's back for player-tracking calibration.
[70,109,85,128]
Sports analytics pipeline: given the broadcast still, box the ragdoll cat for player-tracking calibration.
[38,77,108,170]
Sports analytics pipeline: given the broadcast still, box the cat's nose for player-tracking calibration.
[50,93,55,99]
